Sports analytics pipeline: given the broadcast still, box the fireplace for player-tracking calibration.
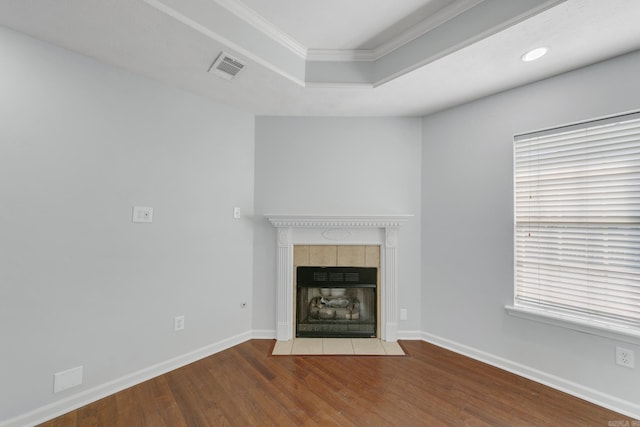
[296,266,377,338]
[266,214,411,342]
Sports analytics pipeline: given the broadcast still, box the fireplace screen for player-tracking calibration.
[296,266,377,338]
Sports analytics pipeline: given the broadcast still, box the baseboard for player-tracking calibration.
[251,329,276,339]
[397,330,423,340]
[0,331,252,427]
[5,330,637,426]
[420,331,640,420]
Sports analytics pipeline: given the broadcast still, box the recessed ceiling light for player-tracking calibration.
[521,47,548,62]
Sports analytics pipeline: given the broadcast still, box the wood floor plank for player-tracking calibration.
[43,412,77,427]
[37,340,636,426]
[165,362,233,427]
[210,357,294,426]
[113,388,145,427]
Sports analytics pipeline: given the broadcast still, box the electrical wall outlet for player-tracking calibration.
[615,347,635,368]
[400,308,408,321]
[53,366,83,393]
[174,315,185,331]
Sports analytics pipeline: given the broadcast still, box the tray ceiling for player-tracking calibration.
[0,0,639,116]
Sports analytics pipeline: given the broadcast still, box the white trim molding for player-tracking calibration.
[305,0,483,62]
[211,0,482,63]
[211,0,307,58]
[142,0,566,88]
[266,214,412,342]
[142,0,307,86]
[506,305,640,346]
[0,332,252,427]
[267,215,411,229]
[420,332,640,420]
[6,328,636,426]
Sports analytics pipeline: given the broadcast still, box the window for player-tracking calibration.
[512,112,640,340]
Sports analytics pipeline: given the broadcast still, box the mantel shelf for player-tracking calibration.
[265,214,413,229]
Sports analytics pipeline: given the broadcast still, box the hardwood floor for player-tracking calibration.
[39,340,634,426]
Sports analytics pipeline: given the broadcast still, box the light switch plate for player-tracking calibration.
[132,206,153,223]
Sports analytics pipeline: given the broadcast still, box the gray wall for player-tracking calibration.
[421,51,640,411]
[252,117,423,335]
[0,27,255,422]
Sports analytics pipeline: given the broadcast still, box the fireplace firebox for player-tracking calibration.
[296,266,377,338]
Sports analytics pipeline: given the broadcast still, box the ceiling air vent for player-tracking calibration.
[208,52,245,80]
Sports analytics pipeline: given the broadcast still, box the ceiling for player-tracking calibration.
[1,0,639,117]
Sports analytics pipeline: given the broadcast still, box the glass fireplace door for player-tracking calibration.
[296,266,377,338]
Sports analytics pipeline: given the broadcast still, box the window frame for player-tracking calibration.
[508,111,640,345]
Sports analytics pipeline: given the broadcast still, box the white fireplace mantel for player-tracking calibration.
[266,214,412,342]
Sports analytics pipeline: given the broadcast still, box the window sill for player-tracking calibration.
[505,305,640,346]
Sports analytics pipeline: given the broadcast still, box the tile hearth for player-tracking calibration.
[271,338,405,356]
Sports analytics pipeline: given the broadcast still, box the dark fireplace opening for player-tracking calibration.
[296,266,377,338]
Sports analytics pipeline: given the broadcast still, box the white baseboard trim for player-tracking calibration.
[251,329,276,339]
[4,330,637,426]
[420,331,640,420]
[397,330,423,340]
[0,331,252,427]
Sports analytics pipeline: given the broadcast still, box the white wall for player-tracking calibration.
[3,17,639,425]
[421,50,640,416]
[0,27,255,424]
[252,117,422,336]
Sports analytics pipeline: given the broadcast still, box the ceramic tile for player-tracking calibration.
[276,339,405,356]
[292,338,323,354]
[309,245,337,266]
[294,245,310,267]
[337,246,365,266]
[364,246,380,267]
[323,338,355,355]
[381,341,405,355]
[272,340,293,355]
[352,338,386,355]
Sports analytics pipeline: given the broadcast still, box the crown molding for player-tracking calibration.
[143,0,306,86]
[306,49,376,62]
[212,0,307,59]
[370,0,484,60]
[303,81,373,89]
[306,0,483,62]
[211,0,482,63]
[145,0,565,88]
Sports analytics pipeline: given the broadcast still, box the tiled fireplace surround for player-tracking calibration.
[267,215,411,342]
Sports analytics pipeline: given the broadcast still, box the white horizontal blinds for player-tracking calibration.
[514,113,640,327]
